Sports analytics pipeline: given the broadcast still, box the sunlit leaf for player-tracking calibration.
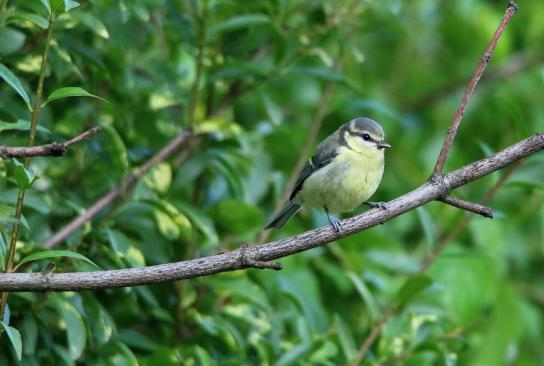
[49,296,87,360]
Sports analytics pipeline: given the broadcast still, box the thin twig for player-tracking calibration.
[0,126,102,158]
[1,133,542,291]
[432,1,518,176]
[439,195,493,218]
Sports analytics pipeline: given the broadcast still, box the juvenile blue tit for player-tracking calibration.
[265,117,390,232]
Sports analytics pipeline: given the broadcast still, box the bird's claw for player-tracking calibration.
[365,201,389,210]
[329,217,342,233]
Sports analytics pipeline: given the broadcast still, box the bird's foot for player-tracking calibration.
[328,217,342,233]
[365,201,389,210]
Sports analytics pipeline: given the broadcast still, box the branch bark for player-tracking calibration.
[1,132,541,291]
[0,126,102,159]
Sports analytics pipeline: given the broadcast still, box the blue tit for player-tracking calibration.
[265,117,391,233]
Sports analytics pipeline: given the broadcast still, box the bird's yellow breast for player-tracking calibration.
[296,146,384,213]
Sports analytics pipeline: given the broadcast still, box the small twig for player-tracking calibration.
[239,244,282,271]
[432,1,518,176]
[0,126,102,159]
[439,195,493,218]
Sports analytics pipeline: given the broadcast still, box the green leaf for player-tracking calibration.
[0,119,51,134]
[208,14,270,39]
[14,250,98,271]
[334,315,356,361]
[0,28,26,56]
[416,206,435,251]
[144,163,172,194]
[72,12,109,38]
[64,0,80,11]
[213,199,264,235]
[42,86,108,107]
[7,12,49,29]
[347,272,379,321]
[40,0,51,14]
[11,158,39,190]
[0,63,32,111]
[396,275,433,306]
[50,296,87,360]
[0,321,22,360]
[106,228,145,267]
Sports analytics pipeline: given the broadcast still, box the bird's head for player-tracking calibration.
[341,118,391,153]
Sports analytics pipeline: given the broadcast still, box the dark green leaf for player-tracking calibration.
[7,12,49,29]
[0,321,22,360]
[14,250,98,271]
[396,275,433,306]
[208,14,270,39]
[0,63,32,110]
[0,119,51,134]
[11,158,39,190]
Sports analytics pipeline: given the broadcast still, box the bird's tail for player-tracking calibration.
[264,201,301,230]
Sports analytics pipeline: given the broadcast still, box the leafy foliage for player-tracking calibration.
[1,0,543,365]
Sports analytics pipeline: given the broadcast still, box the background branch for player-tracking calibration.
[1,132,541,291]
[43,129,193,248]
[432,1,518,176]
[0,126,102,158]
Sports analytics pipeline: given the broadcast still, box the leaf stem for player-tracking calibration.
[0,12,56,322]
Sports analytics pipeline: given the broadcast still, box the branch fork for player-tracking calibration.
[239,244,282,271]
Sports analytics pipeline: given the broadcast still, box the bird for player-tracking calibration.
[265,117,390,233]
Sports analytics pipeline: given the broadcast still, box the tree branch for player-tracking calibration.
[439,195,493,218]
[0,126,103,159]
[432,1,518,176]
[1,132,541,291]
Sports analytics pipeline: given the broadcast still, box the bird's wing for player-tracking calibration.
[289,143,338,200]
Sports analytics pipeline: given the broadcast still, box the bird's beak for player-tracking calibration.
[377,140,391,149]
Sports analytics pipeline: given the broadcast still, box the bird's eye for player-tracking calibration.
[362,133,371,141]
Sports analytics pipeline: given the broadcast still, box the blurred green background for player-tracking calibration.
[1,0,543,365]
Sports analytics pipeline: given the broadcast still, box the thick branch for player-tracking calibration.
[1,132,541,291]
[0,126,103,159]
[432,1,518,176]
[43,129,193,248]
